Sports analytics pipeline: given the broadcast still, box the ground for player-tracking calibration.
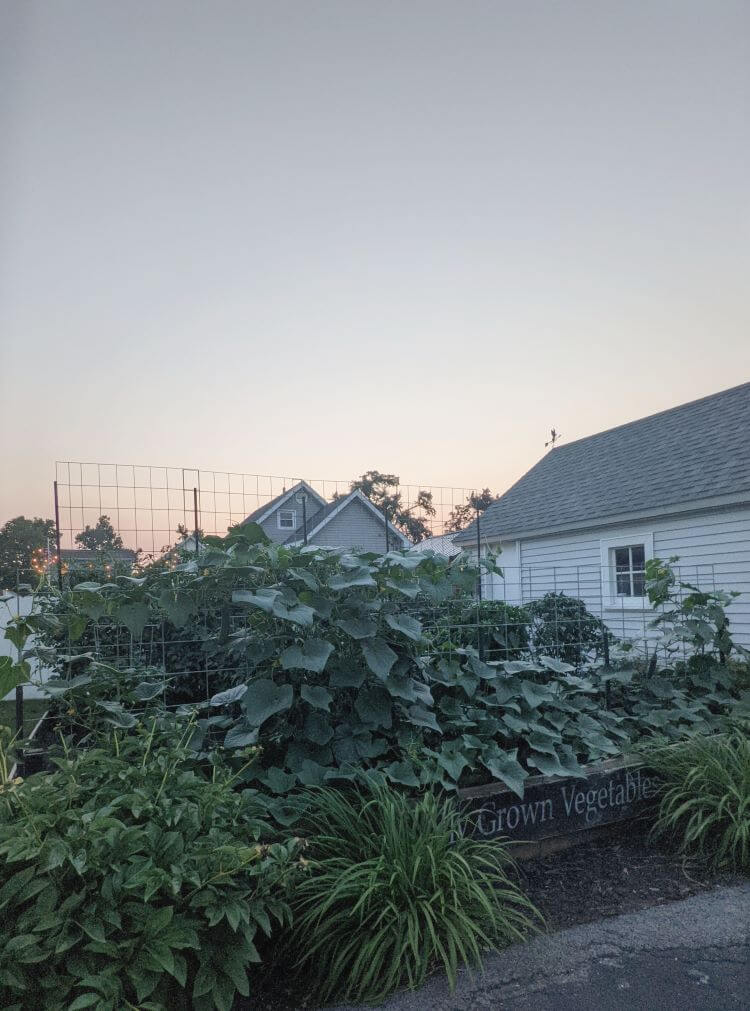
[335,884,750,1011]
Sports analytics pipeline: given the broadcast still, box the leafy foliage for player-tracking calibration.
[25,539,746,806]
[0,516,55,591]
[527,592,609,665]
[74,515,124,551]
[345,470,436,544]
[0,726,298,1011]
[284,781,539,1003]
[646,556,747,665]
[426,598,531,661]
[646,723,750,870]
[445,487,496,533]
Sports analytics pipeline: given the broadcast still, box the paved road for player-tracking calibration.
[335,884,749,1011]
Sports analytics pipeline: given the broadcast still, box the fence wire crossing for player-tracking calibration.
[53,461,480,559]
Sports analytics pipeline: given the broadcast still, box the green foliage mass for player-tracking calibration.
[526,592,609,665]
[22,536,745,811]
[0,515,55,592]
[284,781,539,1003]
[0,726,298,1011]
[646,722,750,871]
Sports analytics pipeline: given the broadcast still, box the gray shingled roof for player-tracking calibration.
[242,481,325,524]
[455,382,750,543]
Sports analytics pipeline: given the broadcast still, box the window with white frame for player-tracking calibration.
[600,532,653,606]
[277,508,296,530]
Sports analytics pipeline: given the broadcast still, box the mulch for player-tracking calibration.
[517,818,740,933]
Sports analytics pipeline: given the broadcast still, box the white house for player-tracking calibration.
[241,481,411,553]
[454,382,750,648]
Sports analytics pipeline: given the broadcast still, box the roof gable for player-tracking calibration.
[241,480,327,526]
[456,381,750,542]
[285,489,410,546]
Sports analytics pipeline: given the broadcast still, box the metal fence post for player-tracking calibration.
[53,480,63,591]
[383,503,389,553]
[193,488,200,551]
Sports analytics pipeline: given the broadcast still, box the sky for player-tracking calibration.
[1,0,749,530]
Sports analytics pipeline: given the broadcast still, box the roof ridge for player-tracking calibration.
[553,380,750,453]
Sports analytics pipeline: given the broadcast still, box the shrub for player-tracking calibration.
[285,782,539,1004]
[647,723,750,870]
[0,726,298,1011]
[527,592,608,665]
[426,599,531,661]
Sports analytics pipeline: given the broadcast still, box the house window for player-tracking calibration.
[600,532,653,608]
[278,509,296,530]
[613,544,646,597]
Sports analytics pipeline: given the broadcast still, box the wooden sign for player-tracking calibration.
[459,760,659,842]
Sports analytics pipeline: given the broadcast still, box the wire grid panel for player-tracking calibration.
[54,461,479,557]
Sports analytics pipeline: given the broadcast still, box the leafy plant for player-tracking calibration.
[426,599,531,661]
[646,556,747,665]
[646,723,750,870]
[0,725,298,1010]
[527,592,608,666]
[284,781,539,1003]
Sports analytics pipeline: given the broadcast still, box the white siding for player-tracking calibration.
[483,504,750,648]
[309,497,392,553]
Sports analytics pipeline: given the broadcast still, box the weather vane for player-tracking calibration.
[545,428,561,449]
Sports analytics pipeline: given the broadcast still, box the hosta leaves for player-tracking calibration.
[242,680,294,726]
[281,638,334,674]
[360,637,398,680]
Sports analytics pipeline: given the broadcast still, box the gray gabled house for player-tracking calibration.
[242,481,411,553]
[454,382,750,647]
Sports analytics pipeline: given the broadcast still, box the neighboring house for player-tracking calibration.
[48,548,137,576]
[413,532,462,559]
[241,481,411,553]
[454,382,750,648]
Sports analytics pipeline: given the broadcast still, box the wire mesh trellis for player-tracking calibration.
[52,460,481,560]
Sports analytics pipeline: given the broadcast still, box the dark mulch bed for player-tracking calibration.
[249,821,741,1009]
[518,818,741,933]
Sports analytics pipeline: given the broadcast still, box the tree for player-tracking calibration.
[344,471,436,544]
[445,488,495,533]
[75,515,123,551]
[0,516,56,590]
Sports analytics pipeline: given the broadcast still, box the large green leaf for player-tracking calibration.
[520,680,555,709]
[539,655,575,673]
[303,710,334,744]
[480,746,528,799]
[280,638,334,674]
[271,596,316,626]
[384,613,423,641]
[232,588,279,613]
[407,704,441,733]
[298,591,333,619]
[210,685,248,707]
[158,589,195,628]
[300,684,333,711]
[527,748,585,779]
[435,741,471,781]
[114,602,150,638]
[286,567,320,591]
[0,657,28,698]
[329,667,366,688]
[354,686,392,729]
[224,722,259,748]
[360,638,398,681]
[383,761,420,787]
[328,567,377,590]
[335,617,377,639]
[242,680,294,727]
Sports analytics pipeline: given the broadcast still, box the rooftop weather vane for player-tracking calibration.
[545,428,561,449]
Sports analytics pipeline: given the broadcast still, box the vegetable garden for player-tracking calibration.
[1,527,748,1009]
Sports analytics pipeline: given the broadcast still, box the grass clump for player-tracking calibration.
[286,781,539,1004]
[648,723,750,871]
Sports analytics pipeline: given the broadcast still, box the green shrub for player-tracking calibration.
[527,592,608,665]
[285,782,539,1004]
[426,599,531,661]
[647,723,750,871]
[0,726,298,1011]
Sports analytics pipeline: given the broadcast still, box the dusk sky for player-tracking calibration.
[1,1,748,528]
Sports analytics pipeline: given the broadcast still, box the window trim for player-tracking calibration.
[277,508,297,530]
[599,531,654,609]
